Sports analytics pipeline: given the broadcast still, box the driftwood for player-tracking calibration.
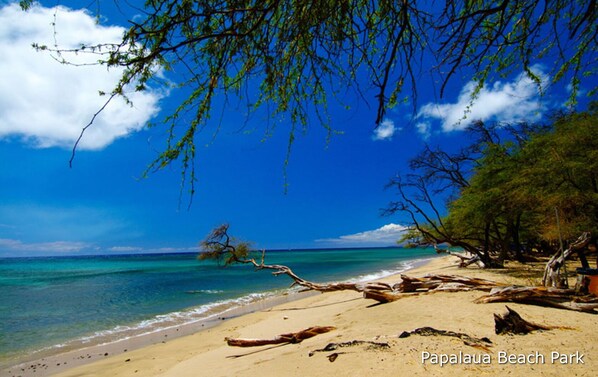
[360,274,505,303]
[475,286,598,313]
[201,225,371,294]
[202,226,512,305]
[307,274,505,303]
[362,289,401,303]
[309,340,391,362]
[393,274,503,293]
[434,244,484,268]
[494,306,553,334]
[542,232,591,288]
[225,326,336,347]
[399,327,493,351]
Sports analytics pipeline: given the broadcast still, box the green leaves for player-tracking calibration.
[198,224,252,266]
[451,108,598,249]
[22,1,596,200]
[19,1,33,11]
[389,107,597,262]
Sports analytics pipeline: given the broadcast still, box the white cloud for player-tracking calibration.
[418,69,547,132]
[372,118,398,140]
[0,3,163,149]
[0,239,195,256]
[0,238,91,253]
[415,122,431,139]
[106,245,196,254]
[107,246,143,252]
[316,223,408,246]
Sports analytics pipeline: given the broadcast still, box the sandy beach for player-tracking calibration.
[6,256,597,377]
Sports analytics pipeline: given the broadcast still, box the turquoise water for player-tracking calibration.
[0,248,436,367]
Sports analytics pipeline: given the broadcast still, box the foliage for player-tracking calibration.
[20,1,597,193]
[387,107,598,266]
[199,223,252,265]
[520,109,598,239]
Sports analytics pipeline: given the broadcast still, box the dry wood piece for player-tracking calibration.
[494,306,553,335]
[475,286,598,313]
[326,353,342,362]
[399,327,493,351]
[362,282,393,291]
[361,274,505,303]
[309,340,391,362]
[362,289,401,303]
[226,326,336,347]
[393,274,503,293]
[360,281,401,303]
[309,340,391,356]
[434,244,484,268]
[543,232,591,288]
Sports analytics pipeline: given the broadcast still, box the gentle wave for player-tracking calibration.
[36,261,419,353]
[40,291,279,353]
[68,257,434,349]
[347,257,434,283]
[185,289,225,294]
[2,251,439,369]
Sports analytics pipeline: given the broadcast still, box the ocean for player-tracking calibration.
[0,247,436,369]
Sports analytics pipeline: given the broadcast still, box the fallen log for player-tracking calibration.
[363,289,401,303]
[398,327,493,351]
[203,226,511,305]
[361,275,505,303]
[475,286,598,314]
[393,274,503,293]
[494,306,553,335]
[434,244,484,268]
[225,326,336,347]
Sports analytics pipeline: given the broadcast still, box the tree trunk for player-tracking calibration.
[512,215,525,263]
[542,232,591,287]
[492,220,508,265]
[483,221,492,266]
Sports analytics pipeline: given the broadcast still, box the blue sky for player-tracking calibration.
[0,1,589,257]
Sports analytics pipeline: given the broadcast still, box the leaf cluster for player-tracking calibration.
[21,1,596,197]
[388,106,597,262]
[198,223,252,265]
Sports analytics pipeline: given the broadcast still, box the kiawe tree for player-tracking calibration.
[387,108,598,270]
[18,0,597,190]
[17,1,597,272]
[522,109,598,241]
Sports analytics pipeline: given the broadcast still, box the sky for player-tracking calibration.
[0,1,589,257]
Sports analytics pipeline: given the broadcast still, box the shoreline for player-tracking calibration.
[2,256,436,377]
[7,255,596,376]
[1,290,320,377]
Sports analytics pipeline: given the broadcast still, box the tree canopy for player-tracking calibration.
[21,0,597,192]
[386,106,598,267]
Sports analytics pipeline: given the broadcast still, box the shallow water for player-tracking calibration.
[0,247,436,367]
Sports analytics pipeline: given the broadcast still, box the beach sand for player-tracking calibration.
[8,256,597,377]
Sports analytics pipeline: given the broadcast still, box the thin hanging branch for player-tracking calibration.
[69,93,119,167]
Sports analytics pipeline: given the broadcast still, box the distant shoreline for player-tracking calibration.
[0,245,426,260]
